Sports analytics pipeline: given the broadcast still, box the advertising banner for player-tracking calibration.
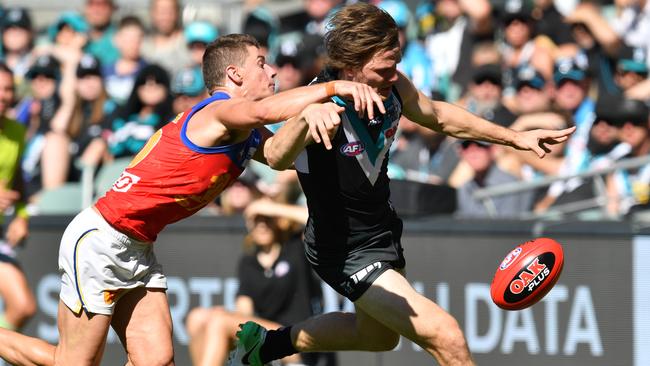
[2,218,646,365]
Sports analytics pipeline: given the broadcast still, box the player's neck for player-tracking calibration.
[210,86,236,98]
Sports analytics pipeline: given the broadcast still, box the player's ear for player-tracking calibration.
[341,67,355,81]
[226,65,243,85]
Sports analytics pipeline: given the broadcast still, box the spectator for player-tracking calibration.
[141,0,190,76]
[455,140,534,218]
[39,11,89,59]
[243,7,280,59]
[552,54,594,145]
[0,63,35,332]
[500,56,594,210]
[510,65,552,115]
[607,0,650,62]
[531,0,574,47]
[278,0,342,39]
[218,171,263,216]
[184,21,218,68]
[274,0,341,79]
[497,0,553,95]
[0,8,35,94]
[103,16,147,105]
[15,54,62,196]
[614,46,649,97]
[425,0,493,99]
[532,96,628,214]
[67,54,116,172]
[565,3,623,97]
[38,49,84,190]
[274,52,304,92]
[105,64,173,159]
[83,0,119,65]
[606,98,650,216]
[169,20,216,114]
[186,199,335,366]
[459,63,516,127]
[171,66,206,115]
[389,118,460,184]
[587,98,626,165]
[565,2,620,54]
[499,65,566,180]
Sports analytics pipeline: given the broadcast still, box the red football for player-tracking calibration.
[490,237,564,310]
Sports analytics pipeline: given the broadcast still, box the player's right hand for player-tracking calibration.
[333,81,386,120]
[301,102,345,150]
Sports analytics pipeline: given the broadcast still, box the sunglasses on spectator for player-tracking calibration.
[616,68,648,77]
[600,117,646,128]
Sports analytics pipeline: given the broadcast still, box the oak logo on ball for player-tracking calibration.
[504,253,555,303]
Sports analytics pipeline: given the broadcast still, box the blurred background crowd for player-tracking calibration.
[1,0,650,222]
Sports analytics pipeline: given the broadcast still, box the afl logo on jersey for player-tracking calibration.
[340,141,365,156]
[112,171,141,192]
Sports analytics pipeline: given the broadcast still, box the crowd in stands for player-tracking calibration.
[1,0,650,221]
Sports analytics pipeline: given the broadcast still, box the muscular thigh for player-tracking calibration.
[56,301,112,366]
[354,269,448,342]
[111,288,173,365]
[353,302,400,345]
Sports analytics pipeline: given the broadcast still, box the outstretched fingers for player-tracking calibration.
[548,126,576,140]
[333,81,385,120]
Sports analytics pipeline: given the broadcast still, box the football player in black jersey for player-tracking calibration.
[229,4,575,366]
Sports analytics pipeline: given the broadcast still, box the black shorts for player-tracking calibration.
[306,220,406,301]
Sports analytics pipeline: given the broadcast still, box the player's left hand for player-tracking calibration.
[6,216,28,247]
[514,126,576,158]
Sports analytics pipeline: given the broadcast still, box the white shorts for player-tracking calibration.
[59,207,167,315]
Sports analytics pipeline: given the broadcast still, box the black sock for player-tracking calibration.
[259,326,297,363]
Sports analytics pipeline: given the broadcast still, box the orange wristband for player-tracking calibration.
[325,81,336,97]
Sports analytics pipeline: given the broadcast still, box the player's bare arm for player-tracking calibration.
[396,71,576,158]
[260,102,344,170]
[187,80,383,148]
[209,79,384,127]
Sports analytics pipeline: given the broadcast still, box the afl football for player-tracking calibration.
[490,237,564,310]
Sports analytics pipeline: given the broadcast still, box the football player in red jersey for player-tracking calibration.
[0,33,384,366]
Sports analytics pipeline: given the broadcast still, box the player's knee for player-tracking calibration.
[21,300,37,321]
[430,317,467,353]
[185,309,204,335]
[205,307,230,330]
[186,307,211,337]
[9,294,37,321]
[132,349,174,366]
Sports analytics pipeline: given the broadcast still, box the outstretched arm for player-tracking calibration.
[206,81,384,130]
[396,72,575,158]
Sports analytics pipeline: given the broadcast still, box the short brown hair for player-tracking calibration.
[325,3,399,71]
[202,34,260,92]
[118,15,144,31]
